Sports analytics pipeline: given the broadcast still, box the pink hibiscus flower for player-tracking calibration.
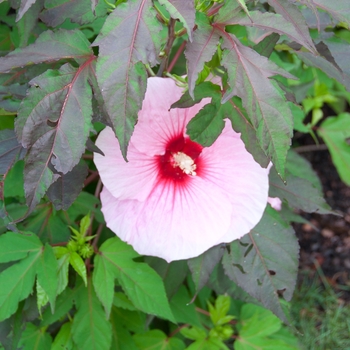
[94,77,270,262]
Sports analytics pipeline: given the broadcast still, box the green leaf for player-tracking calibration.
[186,101,225,147]
[66,191,102,222]
[36,244,58,311]
[93,0,162,158]
[254,33,280,58]
[109,311,139,350]
[16,62,93,213]
[0,231,42,263]
[158,0,195,41]
[170,285,202,327]
[113,292,137,311]
[40,288,74,327]
[188,244,225,293]
[0,29,93,73]
[52,322,76,350]
[18,323,52,350]
[0,241,42,321]
[134,330,185,350]
[111,306,146,334]
[269,168,333,214]
[71,280,112,350]
[69,251,87,286]
[79,211,91,236]
[222,207,299,324]
[180,326,207,341]
[4,160,25,198]
[97,237,175,322]
[36,280,49,313]
[318,113,350,185]
[209,295,232,325]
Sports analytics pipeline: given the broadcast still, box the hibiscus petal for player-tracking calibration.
[132,77,208,156]
[199,122,269,243]
[100,176,233,262]
[94,127,157,201]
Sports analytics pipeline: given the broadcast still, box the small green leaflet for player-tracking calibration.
[318,113,350,186]
[93,236,175,322]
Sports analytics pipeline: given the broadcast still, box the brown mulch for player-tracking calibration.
[293,143,350,296]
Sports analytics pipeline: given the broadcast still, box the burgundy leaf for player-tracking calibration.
[219,8,316,53]
[0,29,92,73]
[185,14,220,97]
[47,161,88,211]
[266,0,316,52]
[40,0,107,27]
[93,0,162,158]
[217,30,294,177]
[0,130,26,175]
[16,61,94,213]
[158,0,195,41]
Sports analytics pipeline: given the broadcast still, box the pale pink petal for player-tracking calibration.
[94,127,157,201]
[100,176,233,262]
[132,77,209,156]
[268,197,282,211]
[199,122,269,243]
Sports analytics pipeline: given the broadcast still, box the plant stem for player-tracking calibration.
[157,18,177,76]
[167,40,187,73]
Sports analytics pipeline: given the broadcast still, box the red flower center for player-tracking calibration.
[157,135,203,183]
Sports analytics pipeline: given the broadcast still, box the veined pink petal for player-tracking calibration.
[132,78,209,156]
[199,122,268,243]
[100,176,233,262]
[94,127,157,201]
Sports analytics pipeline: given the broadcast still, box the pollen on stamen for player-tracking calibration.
[172,152,197,176]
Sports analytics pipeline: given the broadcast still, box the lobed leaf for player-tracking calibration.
[0,129,26,175]
[0,29,93,73]
[93,0,162,158]
[266,0,316,52]
[188,244,225,293]
[40,0,108,27]
[185,13,220,98]
[222,207,299,324]
[218,31,294,177]
[269,167,333,214]
[133,330,185,350]
[16,62,93,213]
[72,280,112,350]
[46,161,88,211]
[96,237,175,322]
[218,5,316,53]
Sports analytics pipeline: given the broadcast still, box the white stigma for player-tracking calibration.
[172,152,197,176]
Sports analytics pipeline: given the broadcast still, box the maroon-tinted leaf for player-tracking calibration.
[301,7,332,30]
[324,39,350,76]
[0,29,93,73]
[46,161,88,211]
[296,51,350,92]
[158,0,195,41]
[298,0,350,25]
[93,0,162,158]
[217,30,294,177]
[217,5,316,53]
[222,206,299,324]
[267,0,317,51]
[269,167,333,215]
[0,84,27,112]
[185,13,220,98]
[40,0,107,27]
[0,130,26,175]
[188,244,225,293]
[16,62,93,213]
